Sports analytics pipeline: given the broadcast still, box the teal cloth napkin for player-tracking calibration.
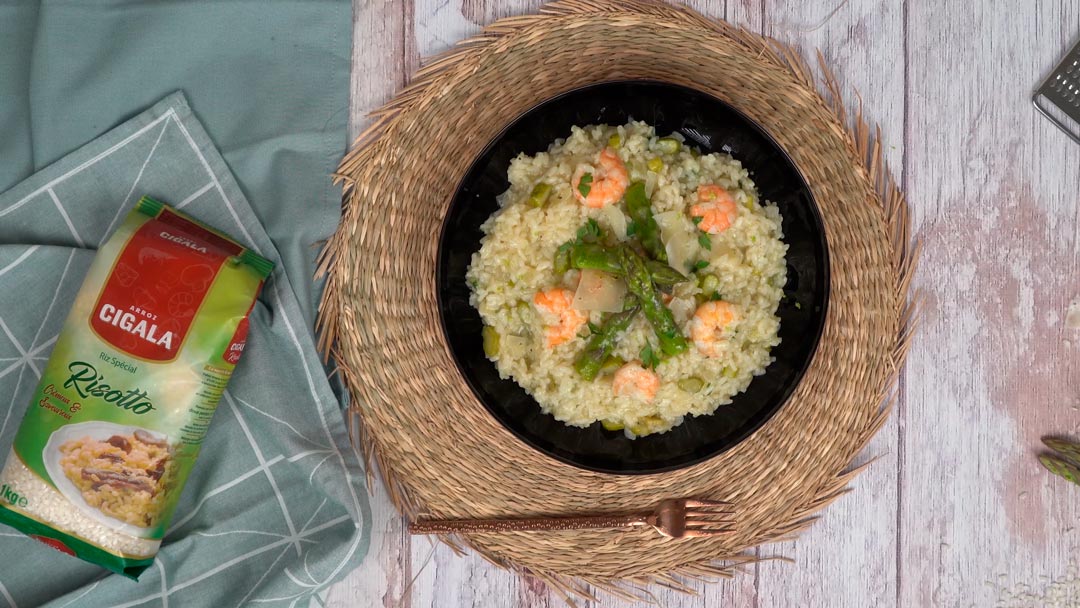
[0,0,369,605]
[0,91,369,608]
[0,0,351,327]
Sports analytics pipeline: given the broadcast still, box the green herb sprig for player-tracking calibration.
[577,172,594,198]
[640,344,660,370]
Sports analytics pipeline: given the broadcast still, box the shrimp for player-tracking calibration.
[533,288,588,347]
[572,148,629,208]
[690,300,739,357]
[612,361,661,402]
[690,184,738,234]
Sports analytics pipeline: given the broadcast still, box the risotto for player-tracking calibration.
[59,430,174,528]
[466,121,788,437]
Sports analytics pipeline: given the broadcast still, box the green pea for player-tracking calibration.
[655,137,682,154]
[699,274,719,293]
[678,376,705,392]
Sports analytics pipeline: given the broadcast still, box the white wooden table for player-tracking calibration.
[327,1,1080,606]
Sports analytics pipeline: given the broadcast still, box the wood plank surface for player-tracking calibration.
[327,1,1080,606]
[902,2,1080,607]
[751,1,904,607]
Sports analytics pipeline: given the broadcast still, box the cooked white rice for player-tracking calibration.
[466,121,788,437]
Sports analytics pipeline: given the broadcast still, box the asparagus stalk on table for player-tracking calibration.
[1040,436,1080,486]
[1044,437,1080,465]
[1041,454,1080,486]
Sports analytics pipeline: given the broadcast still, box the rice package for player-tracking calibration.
[0,196,273,578]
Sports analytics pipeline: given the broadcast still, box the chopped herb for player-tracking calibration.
[570,218,604,244]
[698,233,712,250]
[575,218,602,242]
[692,260,710,271]
[751,236,757,243]
[577,172,594,198]
[625,220,638,236]
[691,215,703,225]
[587,321,602,335]
[709,291,723,301]
[640,345,660,370]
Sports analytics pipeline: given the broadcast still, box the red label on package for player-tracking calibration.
[90,222,228,361]
[224,317,248,365]
[32,535,76,556]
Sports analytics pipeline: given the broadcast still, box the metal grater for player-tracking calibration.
[1034,38,1080,144]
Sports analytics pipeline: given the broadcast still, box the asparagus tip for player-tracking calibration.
[1040,454,1080,486]
[1042,436,1080,467]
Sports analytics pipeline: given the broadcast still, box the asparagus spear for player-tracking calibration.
[645,260,688,287]
[1043,437,1080,467]
[618,246,688,356]
[1040,454,1080,486]
[553,242,573,274]
[624,182,667,262]
[569,242,622,274]
[574,305,640,381]
[570,242,687,288]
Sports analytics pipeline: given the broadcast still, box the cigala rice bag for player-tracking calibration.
[0,196,273,578]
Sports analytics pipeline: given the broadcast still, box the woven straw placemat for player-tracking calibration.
[318,0,917,602]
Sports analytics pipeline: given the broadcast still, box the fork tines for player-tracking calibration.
[684,498,732,508]
[682,499,736,536]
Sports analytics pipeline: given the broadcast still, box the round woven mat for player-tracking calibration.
[319,0,916,601]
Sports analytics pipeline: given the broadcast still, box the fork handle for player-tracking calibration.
[409,513,649,534]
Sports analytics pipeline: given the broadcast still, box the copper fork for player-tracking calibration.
[409,498,734,538]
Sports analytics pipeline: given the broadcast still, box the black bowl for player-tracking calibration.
[437,81,829,474]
